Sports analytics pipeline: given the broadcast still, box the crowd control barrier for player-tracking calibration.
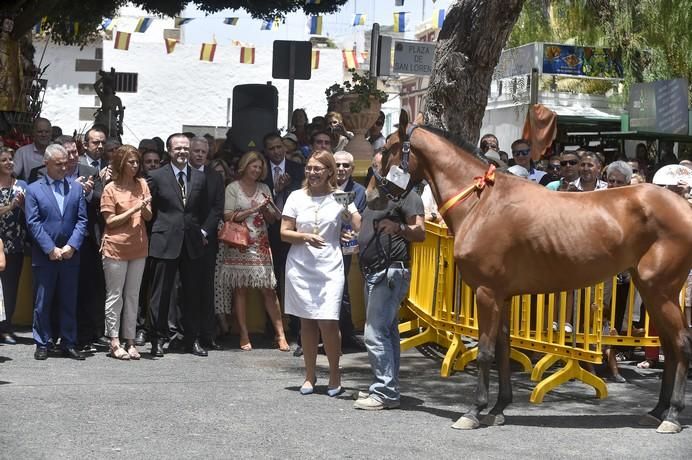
[400,222,688,403]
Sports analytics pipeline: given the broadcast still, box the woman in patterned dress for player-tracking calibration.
[0,147,26,343]
[219,151,289,351]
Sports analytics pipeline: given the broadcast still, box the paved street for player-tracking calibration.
[1,331,691,459]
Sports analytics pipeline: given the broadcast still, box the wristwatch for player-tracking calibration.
[398,223,406,234]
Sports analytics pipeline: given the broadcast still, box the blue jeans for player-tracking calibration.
[363,264,411,404]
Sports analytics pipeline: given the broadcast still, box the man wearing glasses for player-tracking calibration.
[480,133,499,154]
[545,150,581,191]
[334,151,366,350]
[510,139,545,183]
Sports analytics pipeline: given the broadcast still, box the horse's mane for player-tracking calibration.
[419,125,489,164]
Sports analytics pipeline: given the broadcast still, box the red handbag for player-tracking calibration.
[218,220,250,249]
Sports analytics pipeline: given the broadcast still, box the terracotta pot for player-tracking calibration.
[332,94,381,174]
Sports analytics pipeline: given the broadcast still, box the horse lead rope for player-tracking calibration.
[437,164,496,218]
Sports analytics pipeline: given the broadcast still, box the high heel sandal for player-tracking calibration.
[275,336,290,352]
[239,338,253,351]
[110,345,130,360]
[126,345,141,360]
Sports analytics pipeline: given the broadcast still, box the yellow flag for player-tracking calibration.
[342,50,358,69]
[200,43,216,62]
[240,47,255,64]
[311,50,320,69]
[114,31,131,50]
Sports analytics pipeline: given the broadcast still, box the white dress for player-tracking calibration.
[283,189,356,320]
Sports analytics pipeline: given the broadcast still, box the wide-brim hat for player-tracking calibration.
[652,164,692,186]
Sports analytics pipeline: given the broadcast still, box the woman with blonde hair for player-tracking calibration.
[101,145,152,360]
[281,150,361,396]
[220,151,288,351]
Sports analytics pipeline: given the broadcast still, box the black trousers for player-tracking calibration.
[339,254,355,338]
[148,251,203,346]
[136,257,154,333]
[0,252,24,334]
[199,242,218,341]
[77,237,105,345]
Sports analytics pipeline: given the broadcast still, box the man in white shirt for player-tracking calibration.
[13,117,52,181]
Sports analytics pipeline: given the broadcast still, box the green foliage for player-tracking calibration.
[507,0,692,100]
[6,0,348,45]
[325,69,388,113]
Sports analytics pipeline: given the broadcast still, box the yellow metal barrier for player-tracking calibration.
[399,222,690,402]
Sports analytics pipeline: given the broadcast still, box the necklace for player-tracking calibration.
[311,194,330,234]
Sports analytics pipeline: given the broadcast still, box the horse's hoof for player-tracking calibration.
[656,420,682,434]
[638,413,662,427]
[451,415,480,430]
[481,413,505,426]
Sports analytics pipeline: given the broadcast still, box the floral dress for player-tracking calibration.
[216,181,276,312]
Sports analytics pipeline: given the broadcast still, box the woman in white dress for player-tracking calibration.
[281,151,360,396]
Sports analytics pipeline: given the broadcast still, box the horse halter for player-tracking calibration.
[372,124,418,202]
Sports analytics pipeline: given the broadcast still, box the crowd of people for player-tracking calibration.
[1,109,690,409]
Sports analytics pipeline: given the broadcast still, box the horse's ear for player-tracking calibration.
[398,109,409,140]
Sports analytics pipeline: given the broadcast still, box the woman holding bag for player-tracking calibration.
[218,151,289,352]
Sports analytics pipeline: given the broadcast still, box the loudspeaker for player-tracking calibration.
[231,83,278,153]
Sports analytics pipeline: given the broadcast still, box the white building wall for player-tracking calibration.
[102,40,345,144]
[35,41,100,134]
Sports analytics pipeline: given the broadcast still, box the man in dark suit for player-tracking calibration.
[24,144,88,360]
[147,133,210,357]
[79,127,108,171]
[262,132,304,345]
[189,137,224,349]
[334,151,367,350]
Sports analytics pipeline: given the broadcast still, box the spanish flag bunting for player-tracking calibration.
[224,17,239,25]
[175,17,194,27]
[134,17,153,33]
[395,0,405,5]
[261,17,280,30]
[311,50,320,69]
[200,43,216,62]
[433,9,445,29]
[114,31,131,50]
[342,50,359,70]
[305,0,321,4]
[240,47,255,64]
[308,16,322,35]
[353,14,366,26]
[393,12,408,32]
[165,38,177,54]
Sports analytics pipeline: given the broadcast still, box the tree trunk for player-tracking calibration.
[424,0,525,144]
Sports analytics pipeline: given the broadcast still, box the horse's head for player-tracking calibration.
[365,110,424,209]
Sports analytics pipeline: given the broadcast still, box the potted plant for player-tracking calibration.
[325,70,388,169]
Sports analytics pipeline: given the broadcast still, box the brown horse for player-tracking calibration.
[368,113,692,433]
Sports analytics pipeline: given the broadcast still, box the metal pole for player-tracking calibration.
[370,23,380,76]
[226,97,231,128]
[287,42,296,130]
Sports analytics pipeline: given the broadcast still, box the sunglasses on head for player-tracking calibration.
[512,149,530,157]
[560,159,579,166]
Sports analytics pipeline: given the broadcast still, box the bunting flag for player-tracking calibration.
[240,47,255,64]
[33,17,48,34]
[433,9,445,29]
[134,17,153,33]
[165,38,177,54]
[223,17,239,25]
[175,17,194,27]
[395,0,405,5]
[311,50,320,69]
[100,18,113,31]
[353,14,366,26]
[393,12,408,32]
[67,21,79,38]
[114,31,131,50]
[308,16,322,35]
[306,0,321,4]
[200,43,216,62]
[261,17,280,30]
[342,50,359,69]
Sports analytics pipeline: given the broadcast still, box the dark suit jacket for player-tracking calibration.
[24,176,88,266]
[263,158,304,252]
[201,167,224,246]
[147,163,208,260]
[79,155,107,171]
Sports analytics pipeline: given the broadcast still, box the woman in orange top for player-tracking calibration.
[101,145,152,360]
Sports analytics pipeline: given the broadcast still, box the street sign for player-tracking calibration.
[393,40,436,76]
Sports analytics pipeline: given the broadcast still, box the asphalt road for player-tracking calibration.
[1,331,691,459]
